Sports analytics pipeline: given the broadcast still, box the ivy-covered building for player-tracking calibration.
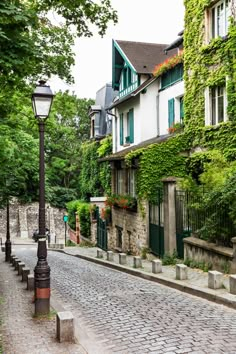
[99,37,185,255]
[95,1,236,263]
[184,0,236,136]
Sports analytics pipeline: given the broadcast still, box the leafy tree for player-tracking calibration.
[0,0,117,85]
[0,0,117,207]
[45,91,94,207]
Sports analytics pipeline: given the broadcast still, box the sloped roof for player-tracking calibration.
[99,134,170,162]
[116,40,178,74]
[108,76,157,110]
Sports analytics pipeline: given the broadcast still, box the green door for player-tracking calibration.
[149,189,164,257]
[97,214,108,251]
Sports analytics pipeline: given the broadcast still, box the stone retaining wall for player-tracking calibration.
[107,201,149,255]
[184,236,236,273]
[0,200,66,242]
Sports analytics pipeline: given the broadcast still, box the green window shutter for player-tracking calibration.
[129,109,134,143]
[168,98,175,128]
[120,113,124,145]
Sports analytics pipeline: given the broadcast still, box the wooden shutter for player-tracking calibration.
[120,113,124,145]
[129,109,134,143]
[168,98,175,128]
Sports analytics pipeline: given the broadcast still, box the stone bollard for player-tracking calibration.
[208,270,223,289]
[10,254,16,263]
[176,264,188,280]
[27,274,35,291]
[133,256,142,269]
[97,249,103,259]
[107,251,114,262]
[18,262,26,276]
[152,259,162,274]
[12,257,18,267]
[10,255,17,265]
[229,275,236,295]
[15,259,21,271]
[56,311,75,343]
[22,267,30,282]
[119,253,127,265]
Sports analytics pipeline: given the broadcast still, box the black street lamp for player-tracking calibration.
[5,199,11,262]
[32,80,54,315]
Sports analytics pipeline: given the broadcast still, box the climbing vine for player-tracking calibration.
[184,0,236,136]
[123,1,236,203]
[79,136,112,200]
[125,133,191,203]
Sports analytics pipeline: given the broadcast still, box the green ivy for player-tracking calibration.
[125,133,191,202]
[79,136,112,200]
[184,0,236,135]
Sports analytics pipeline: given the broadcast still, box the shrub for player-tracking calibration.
[66,200,91,238]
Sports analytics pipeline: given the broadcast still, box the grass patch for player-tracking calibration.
[66,239,76,247]
[79,240,95,247]
[33,309,57,320]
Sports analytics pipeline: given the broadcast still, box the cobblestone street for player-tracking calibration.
[14,246,236,354]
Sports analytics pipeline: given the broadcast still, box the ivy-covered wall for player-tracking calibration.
[79,136,112,200]
[122,1,236,202]
[184,0,236,145]
[126,134,191,202]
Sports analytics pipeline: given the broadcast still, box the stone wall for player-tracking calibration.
[184,236,236,273]
[0,200,66,243]
[107,201,149,255]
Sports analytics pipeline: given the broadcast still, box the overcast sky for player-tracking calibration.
[49,0,185,99]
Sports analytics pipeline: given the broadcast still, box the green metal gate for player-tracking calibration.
[149,189,164,257]
[175,190,191,258]
[97,213,108,251]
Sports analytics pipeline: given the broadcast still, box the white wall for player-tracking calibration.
[112,78,184,153]
[139,80,159,141]
[158,80,184,135]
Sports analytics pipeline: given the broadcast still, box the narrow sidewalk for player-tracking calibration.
[0,251,86,354]
[52,245,236,310]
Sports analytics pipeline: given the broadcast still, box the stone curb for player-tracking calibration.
[49,248,236,310]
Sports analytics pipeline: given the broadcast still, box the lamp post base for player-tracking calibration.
[34,239,50,316]
[5,239,11,262]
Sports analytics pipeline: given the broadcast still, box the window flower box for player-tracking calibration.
[106,194,137,212]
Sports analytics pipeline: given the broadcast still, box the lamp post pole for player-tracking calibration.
[32,80,54,316]
[5,199,11,262]
[34,119,50,315]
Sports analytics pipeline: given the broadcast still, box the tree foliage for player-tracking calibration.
[0,0,117,207]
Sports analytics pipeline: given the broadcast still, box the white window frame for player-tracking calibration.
[210,0,232,39]
[128,169,136,198]
[116,170,124,194]
[205,85,227,126]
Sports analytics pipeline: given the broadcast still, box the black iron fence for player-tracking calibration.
[175,189,235,248]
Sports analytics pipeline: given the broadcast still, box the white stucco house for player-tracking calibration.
[99,34,185,255]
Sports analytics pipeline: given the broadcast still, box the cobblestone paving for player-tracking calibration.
[0,252,86,354]
[14,247,236,354]
[64,246,230,291]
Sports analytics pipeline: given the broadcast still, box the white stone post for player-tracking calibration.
[152,259,162,274]
[208,270,223,289]
[229,275,236,295]
[119,253,127,265]
[107,251,114,261]
[162,177,177,254]
[133,256,142,268]
[176,264,188,280]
